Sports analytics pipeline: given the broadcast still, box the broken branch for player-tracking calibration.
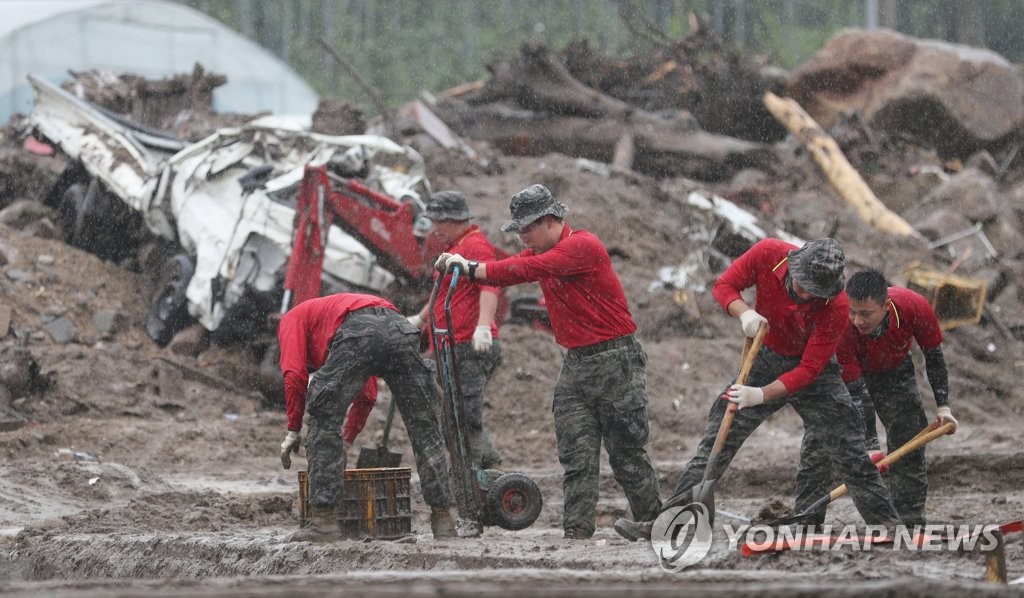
[317,36,395,133]
[763,92,923,240]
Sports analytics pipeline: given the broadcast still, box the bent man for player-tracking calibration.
[277,293,456,541]
[797,269,958,526]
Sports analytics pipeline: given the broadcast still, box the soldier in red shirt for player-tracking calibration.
[797,269,959,526]
[614,238,901,541]
[406,191,504,470]
[436,184,662,540]
[277,293,455,541]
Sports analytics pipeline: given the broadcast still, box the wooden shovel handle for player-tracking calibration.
[712,323,769,455]
[877,422,954,467]
[736,323,768,386]
[829,421,955,501]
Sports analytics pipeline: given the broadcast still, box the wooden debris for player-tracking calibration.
[763,91,923,240]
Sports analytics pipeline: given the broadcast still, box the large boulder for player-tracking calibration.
[788,28,1024,158]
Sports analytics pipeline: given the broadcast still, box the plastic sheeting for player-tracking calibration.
[0,0,318,122]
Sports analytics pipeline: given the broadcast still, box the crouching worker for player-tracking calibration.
[277,293,457,541]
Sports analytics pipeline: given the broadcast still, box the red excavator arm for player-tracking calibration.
[284,163,435,307]
[283,162,548,331]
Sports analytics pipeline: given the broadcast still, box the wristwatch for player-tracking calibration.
[467,260,479,281]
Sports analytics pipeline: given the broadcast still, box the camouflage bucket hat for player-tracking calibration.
[424,191,472,221]
[788,238,846,298]
[500,184,569,234]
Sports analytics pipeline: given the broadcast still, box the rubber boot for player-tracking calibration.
[430,506,457,539]
[289,505,345,543]
[613,517,653,542]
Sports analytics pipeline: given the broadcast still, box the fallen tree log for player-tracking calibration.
[763,91,923,240]
[435,98,774,181]
[473,41,652,122]
[431,40,777,181]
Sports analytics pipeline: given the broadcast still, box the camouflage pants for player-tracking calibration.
[798,356,929,526]
[454,341,503,469]
[305,307,452,508]
[554,335,662,535]
[672,347,900,526]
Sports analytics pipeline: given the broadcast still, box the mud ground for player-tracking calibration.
[1,149,1023,596]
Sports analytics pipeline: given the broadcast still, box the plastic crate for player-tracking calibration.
[298,467,412,540]
[905,267,986,330]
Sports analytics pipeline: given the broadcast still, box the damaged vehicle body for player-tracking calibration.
[27,73,433,349]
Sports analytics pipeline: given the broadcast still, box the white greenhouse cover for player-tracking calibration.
[0,0,319,122]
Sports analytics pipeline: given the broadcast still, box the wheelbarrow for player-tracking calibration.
[428,264,543,532]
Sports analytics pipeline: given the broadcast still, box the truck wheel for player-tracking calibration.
[486,473,542,531]
[145,254,196,346]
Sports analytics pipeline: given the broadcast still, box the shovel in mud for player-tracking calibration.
[356,399,402,469]
[661,322,768,525]
[764,420,955,526]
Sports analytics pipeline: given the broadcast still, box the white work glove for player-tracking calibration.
[343,440,353,452]
[936,406,958,434]
[444,253,470,274]
[280,430,301,469]
[739,309,768,338]
[472,325,493,353]
[433,252,453,271]
[722,384,764,410]
[407,314,423,329]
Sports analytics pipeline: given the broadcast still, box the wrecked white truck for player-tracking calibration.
[27,73,434,349]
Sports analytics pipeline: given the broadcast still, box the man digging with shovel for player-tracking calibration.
[795,269,959,527]
[614,238,902,542]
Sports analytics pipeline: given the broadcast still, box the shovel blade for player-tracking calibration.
[691,479,717,527]
[356,446,403,469]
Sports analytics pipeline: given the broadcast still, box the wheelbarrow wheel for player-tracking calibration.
[486,473,542,531]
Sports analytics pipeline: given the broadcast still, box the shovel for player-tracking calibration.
[764,420,955,526]
[662,322,768,523]
[355,399,402,469]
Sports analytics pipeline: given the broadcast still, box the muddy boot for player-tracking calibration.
[457,516,483,538]
[613,517,653,542]
[289,505,344,543]
[563,527,593,540]
[430,506,457,539]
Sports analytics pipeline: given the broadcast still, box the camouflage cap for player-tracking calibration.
[788,238,846,298]
[500,184,568,234]
[424,191,472,221]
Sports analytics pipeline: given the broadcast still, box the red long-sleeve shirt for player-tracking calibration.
[341,378,377,444]
[712,238,849,393]
[485,224,636,349]
[430,225,501,346]
[838,286,944,381]
[278,293,394,431]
